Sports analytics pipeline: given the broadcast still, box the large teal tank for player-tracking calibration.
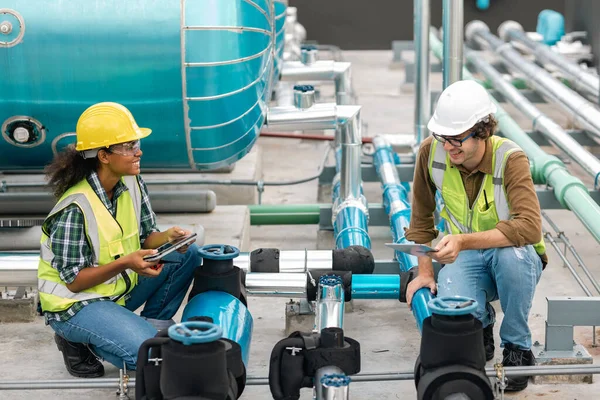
[0,0,275,171]
[272,0,287,86]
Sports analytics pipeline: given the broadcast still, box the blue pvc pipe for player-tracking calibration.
[373,139,433,332]
[182,291,253,366]
[351,275,400,299]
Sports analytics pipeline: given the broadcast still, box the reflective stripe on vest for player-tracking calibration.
[492,140,520,221]
[38,177,142,312]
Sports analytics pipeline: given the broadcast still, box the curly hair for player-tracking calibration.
[45,145,99,199]
[471,114,498,140]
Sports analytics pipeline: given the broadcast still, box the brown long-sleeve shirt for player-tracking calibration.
[405,136,548,265]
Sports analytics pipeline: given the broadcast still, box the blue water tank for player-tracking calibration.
[0,1,275,171]
[272,0,287,86]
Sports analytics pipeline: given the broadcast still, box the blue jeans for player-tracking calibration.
[49,244,200,370]
[437,246,543,350]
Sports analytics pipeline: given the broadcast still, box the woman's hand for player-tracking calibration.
[165,226,193,253]
[124,249,162,277]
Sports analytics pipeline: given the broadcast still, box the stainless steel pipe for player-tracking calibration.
[442,0,464,88]
[466,20,600,139]
[266,103,338,131]
[244,272,307,297]
[464,48,600,185]
[0,250,334,286]
[4,365,600,390]
[337,106,362,201]
[316,276,345,331]
[498,21,599,101]
[317,371,350,400]
[280,61,355,105]
[414,0,431,144]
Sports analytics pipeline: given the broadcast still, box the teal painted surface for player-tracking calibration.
[183,291,254,366]
[0,0,274,171]
[272,0,287,86]
[537,9,565,45]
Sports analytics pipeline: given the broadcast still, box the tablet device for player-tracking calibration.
[385,243,438,257]
[144,233,198,262]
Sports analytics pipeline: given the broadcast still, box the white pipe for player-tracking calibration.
[442,0,464,88]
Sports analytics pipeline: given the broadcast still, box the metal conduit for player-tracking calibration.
[464,48,600,187]
[430,29,600,245]
[414,0,431,144]
[498,21,600,102]
[3,365,600,390]
[373,136,432,331]
[442,0,464,88]
[465,20,600,139]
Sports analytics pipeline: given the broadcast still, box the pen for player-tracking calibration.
[483,190,489,210]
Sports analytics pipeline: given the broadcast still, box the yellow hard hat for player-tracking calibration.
[75,102,152,151]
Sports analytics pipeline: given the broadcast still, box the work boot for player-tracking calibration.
[54,334,105,378]
[483,324,495,361]
[502,343,535,391]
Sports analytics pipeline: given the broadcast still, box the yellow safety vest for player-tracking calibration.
[428,136,546,256]
[38,176,143,313]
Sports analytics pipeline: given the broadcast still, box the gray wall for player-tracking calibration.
[289,0,565,50]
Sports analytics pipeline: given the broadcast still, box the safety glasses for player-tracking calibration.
[107,140,141,156]
[432,131,475,147]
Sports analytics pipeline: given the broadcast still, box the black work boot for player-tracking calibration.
[54,334,105,378]
[483,324,495,361]
[502,343,535,391]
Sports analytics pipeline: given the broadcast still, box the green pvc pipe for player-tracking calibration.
[249,204,321,225]
[429,30,600,243]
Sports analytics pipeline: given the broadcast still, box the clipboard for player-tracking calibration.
[385,243,438,257]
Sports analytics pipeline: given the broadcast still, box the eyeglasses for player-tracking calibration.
[432,131,475,147]
[107,140,141,156]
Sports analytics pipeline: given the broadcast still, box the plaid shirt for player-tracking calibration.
[44,172,159,322]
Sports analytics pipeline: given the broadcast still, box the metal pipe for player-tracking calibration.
[314,366,345,400]
[243,272,307,297]
[442,0,464,88]
[4,364,600,390]
[259,131,374,143]
[316,275,344,331]
[544,231,593,296]
[431,29,600,245]
[266,103,338,131]
[414,0,431,144]
[464,47,600,186]
[280,61,355,105]
[351,274,400,299]
[319,374,351,400]
[373,136,432,332]
[542,210,600,294]
[465,20,600,139]
[337,105,362,201]
[249,204,321,225]
[498,21,599,101]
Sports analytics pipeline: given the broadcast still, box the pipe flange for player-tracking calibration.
[0,9,25,48]
[2,116,46,148]
[498,20,524,42]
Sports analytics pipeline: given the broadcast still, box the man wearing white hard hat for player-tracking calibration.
[405,80,546,392]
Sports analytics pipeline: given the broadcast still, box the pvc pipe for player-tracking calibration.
[0,190,217,215]
[442,0,464,88]
[464,48,600,186]
[466,21,600,139]
[498,21,599,101]
[373,136,432,332]
[249,204,321,225]
[431,29,600,244]
[414,0,431,144]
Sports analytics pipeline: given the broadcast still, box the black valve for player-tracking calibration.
[268,327,360,400]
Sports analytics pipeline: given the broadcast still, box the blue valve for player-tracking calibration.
[293,84,315,92]
[319,275,343,287]
[198,244,240,260]
[168,321,223,345]
[428,296,478,316]
[320,374,351,387]
[476,0,490,11]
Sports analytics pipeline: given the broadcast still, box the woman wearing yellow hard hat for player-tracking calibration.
[38,102,200,377]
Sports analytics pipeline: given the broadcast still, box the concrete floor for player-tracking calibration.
[2,49,600,399]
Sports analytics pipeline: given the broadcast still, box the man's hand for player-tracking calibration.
[406,272,437,307]
[125,249,162,277]
[165,226,193,253]
[431,234,464,264]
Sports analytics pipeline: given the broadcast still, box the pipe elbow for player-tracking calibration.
[336,105,362,145]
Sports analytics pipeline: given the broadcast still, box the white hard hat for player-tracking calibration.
[427,80,497,137]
